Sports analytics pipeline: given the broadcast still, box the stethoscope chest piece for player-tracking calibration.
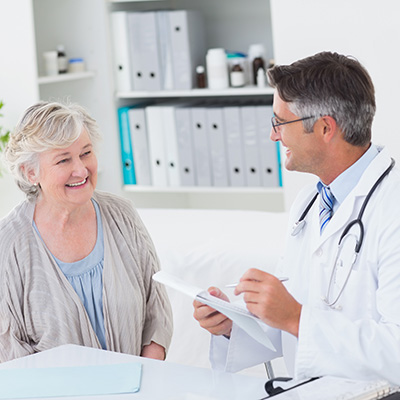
[291,220,306,236]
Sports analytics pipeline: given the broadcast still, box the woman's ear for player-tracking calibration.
[22,165,39,185]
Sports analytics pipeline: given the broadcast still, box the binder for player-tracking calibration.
[256,104,281,187]
[110,12,133,92]
[162,104,181,186]
[167,10,206,90]
[128,12,163,91]
[175,106,196,186]
[128,107,152,186]
[145,105,169,186]
[206,107,229,187]
[156,11,174,90]
[240,105,262,187]
[223,106,246,186]
[190,106,212,186]
[117,106,136,185]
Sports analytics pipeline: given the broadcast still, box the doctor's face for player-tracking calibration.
[270,92,324,174]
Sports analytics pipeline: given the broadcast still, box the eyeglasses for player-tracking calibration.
[271,115,314,133]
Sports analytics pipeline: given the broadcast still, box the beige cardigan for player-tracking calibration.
[0,191,173,362]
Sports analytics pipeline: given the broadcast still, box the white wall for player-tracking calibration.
[0,0,39,218]
[271,0,400,210]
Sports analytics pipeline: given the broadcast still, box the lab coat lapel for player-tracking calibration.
[311,147,392,253]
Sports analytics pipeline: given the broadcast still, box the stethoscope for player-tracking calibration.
[291,158,395,309]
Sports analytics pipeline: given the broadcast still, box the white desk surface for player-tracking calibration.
[0,344,268,400]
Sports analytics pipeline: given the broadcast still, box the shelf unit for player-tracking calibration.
[37,71,96,85]
[109,0,283,211]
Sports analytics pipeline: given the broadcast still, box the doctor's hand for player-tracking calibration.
[234,269,302,337]
[193,287,233,338]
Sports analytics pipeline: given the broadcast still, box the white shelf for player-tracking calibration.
[117,86,275,99]
[124,185,283,194]
[38,71,96,85]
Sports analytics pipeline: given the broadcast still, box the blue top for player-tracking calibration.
[317,143,379,213]
[33,199,107,349]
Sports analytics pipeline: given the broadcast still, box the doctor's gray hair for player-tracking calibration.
[267,51,375,147]
[3,101,102,200]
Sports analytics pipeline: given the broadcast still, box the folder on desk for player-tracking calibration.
[128,107,152,186]
[190,106,212,186]
[117,106,136,185]
[110,12,134,92]
[0,362,142,399]
[206,107,229,187]
[223,106,246,187]
[256,105,281,187]
[240,105,262,187]
[168,10,206,90]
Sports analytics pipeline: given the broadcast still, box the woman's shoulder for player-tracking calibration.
[93,190,134,213]
[0,199,34,249]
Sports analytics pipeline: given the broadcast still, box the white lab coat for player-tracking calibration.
[210,146,400,385]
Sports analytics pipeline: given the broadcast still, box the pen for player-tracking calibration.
[225,277,289,288]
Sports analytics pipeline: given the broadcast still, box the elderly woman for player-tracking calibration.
[0,101,173,362]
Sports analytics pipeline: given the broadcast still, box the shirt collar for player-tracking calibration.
[317,143,379,209]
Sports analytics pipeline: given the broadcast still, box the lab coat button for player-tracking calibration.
[316,248,323,257]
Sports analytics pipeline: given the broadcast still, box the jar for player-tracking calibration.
[68,58,85,73]
[206,48,229,90]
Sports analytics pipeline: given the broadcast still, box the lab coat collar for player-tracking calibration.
[312,146,392,251]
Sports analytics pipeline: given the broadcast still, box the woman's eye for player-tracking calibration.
[57,158,69,165]
[81,151,91,157]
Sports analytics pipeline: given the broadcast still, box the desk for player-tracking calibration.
[0,345,267,399]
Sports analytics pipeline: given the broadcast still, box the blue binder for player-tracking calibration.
[117,106,136,185]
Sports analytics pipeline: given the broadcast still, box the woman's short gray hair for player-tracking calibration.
[3,101,102,200]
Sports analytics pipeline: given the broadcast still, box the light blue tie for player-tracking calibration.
[319,186,334,234]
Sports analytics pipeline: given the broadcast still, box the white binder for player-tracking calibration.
[240,106,262,187]
[128,107,152,186]
[206,107,229,187]
[190,106,212,186]
[167,10,206,90]
[256,104,280,187]
[128,12,163,91]
[162,104,181,187]
[223,106,246,186]
[175,106,196,186]
[110,12,133,92]
[145,105,169,186]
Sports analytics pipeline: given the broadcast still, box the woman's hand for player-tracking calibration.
[193,287,233,337]
[141,341,166,360]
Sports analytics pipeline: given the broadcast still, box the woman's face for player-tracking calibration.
[35,129,98,210]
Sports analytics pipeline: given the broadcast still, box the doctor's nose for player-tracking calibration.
[270,126,281,142]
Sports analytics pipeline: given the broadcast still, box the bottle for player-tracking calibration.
[56,45,68,74]
[248,44,266,85]
[206,48,229,90]
[230,59,245,87]
[256,67,266,88]
[253,57,265,86]
[196,65,206,88]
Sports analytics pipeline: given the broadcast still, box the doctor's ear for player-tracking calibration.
[316,115,338,143]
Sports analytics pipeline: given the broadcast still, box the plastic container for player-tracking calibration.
[256,67,266,88]
[248,44,266,85]
[43,51,58,76]
[206,48,229,90]
[68,58,85,73]
[230,59,245,87]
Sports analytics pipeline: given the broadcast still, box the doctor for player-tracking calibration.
[193,51,400,385]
